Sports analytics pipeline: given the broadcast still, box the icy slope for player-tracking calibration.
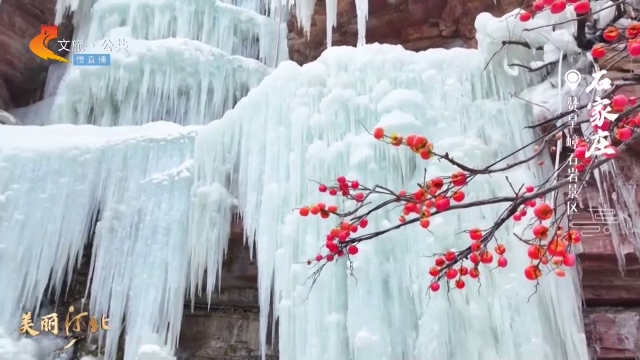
[192,44,589,360]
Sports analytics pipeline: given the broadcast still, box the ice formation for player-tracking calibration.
[10,0,639,359]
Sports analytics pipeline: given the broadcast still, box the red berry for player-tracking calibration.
[430,282,440,292]
[630,41,640,57]
[351,180,360,189]
[429,266,440,276]
[326,241,338,253]
[434,197,450,212]
[337,176,346,183]
[469,228,483,241]
[446,269,458,280]
[497,257,508,268]
[359,218,368,228]
[532,1,544,11]
[525,185,534,193]
[354,193,365,202]
[326,254,335,261]
[347,245,359,255]
[549,0,566,14]
[451,171,467,186]
[373,128,384,139]
[445,251,456,262]
[327,205,338,212]
[435,258,445,267]
[299,207,310,216]
[573,0,590,15]
[455,279,465,289]
[420,219,430,229]
[513,214,522,221]
[591,44,606,59]
[319,184,327,192]
[618,127,633,141]
[329,189,337,196]
[452,190,465,202]
[524,265,542,280]
[315,254,323,261]
[310,205,320,215]
[519,10,532,21]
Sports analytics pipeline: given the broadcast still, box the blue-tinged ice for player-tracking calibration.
[0,123,201,360]
[51,38,269,126]
[192,43,590,360]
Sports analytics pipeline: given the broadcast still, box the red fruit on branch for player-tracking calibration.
[603,26,619,42]
[359,218,368,228]
[618,127,633,141]
[533,203,553,220]
[549,0,566,14]
[455,279,465,289]
[446,268,458,280]
[429,266,440,276]
[390,134,403,146]
[434,197,451,212]
[564,229,581,244]
[494,244,506,255]
[430,177,444,189]
[591,44,606,59]
[347,245,359,255]
[480,251,493,264]
[627,23,640,38]
[524,265,542,280]
[405,134,416,148]
[542,0,554,5]
[563,253,576,267]
[532,224,549,239]
[326,241,338,253]
[319,184,327,192]
[373,128,384,139]
[469,268,480,279]
[451,171,468,186]
[573,0,590,15]
[469,228,483,241]
[299,207,310,216]
[497,257,508,268]
[519,10,532,21]
[547,239,567,256]
[528,245,543,260]
[532,1,545,11]
[430,282,440,292]
[315,254,323,261]
[525,185,534,193]
[629,41,640,57]
[420,219,430,228]
[445,251,456,262]
[452,190,465,202]
[435,257,446,267]
[612,94,629,112]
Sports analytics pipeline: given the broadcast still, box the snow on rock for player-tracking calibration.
[192,43,588,360]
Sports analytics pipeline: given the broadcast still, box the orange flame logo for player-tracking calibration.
[29,25,70,63]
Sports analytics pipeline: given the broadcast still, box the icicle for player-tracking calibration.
[51,38,269,126]
[86,0,286,66]
[355,0,368,46]
[325,0,337,47]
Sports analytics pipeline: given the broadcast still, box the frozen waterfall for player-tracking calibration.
[0,1,594,360]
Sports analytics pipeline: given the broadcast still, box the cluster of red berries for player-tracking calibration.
[372,128,434,160]
[518,1,640,57]
[300,176,371,264]
[525,227,580,279]
[396,171,468,227]
[591,24,640,58]
[519,0,590,22]
[428,228,509,292]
